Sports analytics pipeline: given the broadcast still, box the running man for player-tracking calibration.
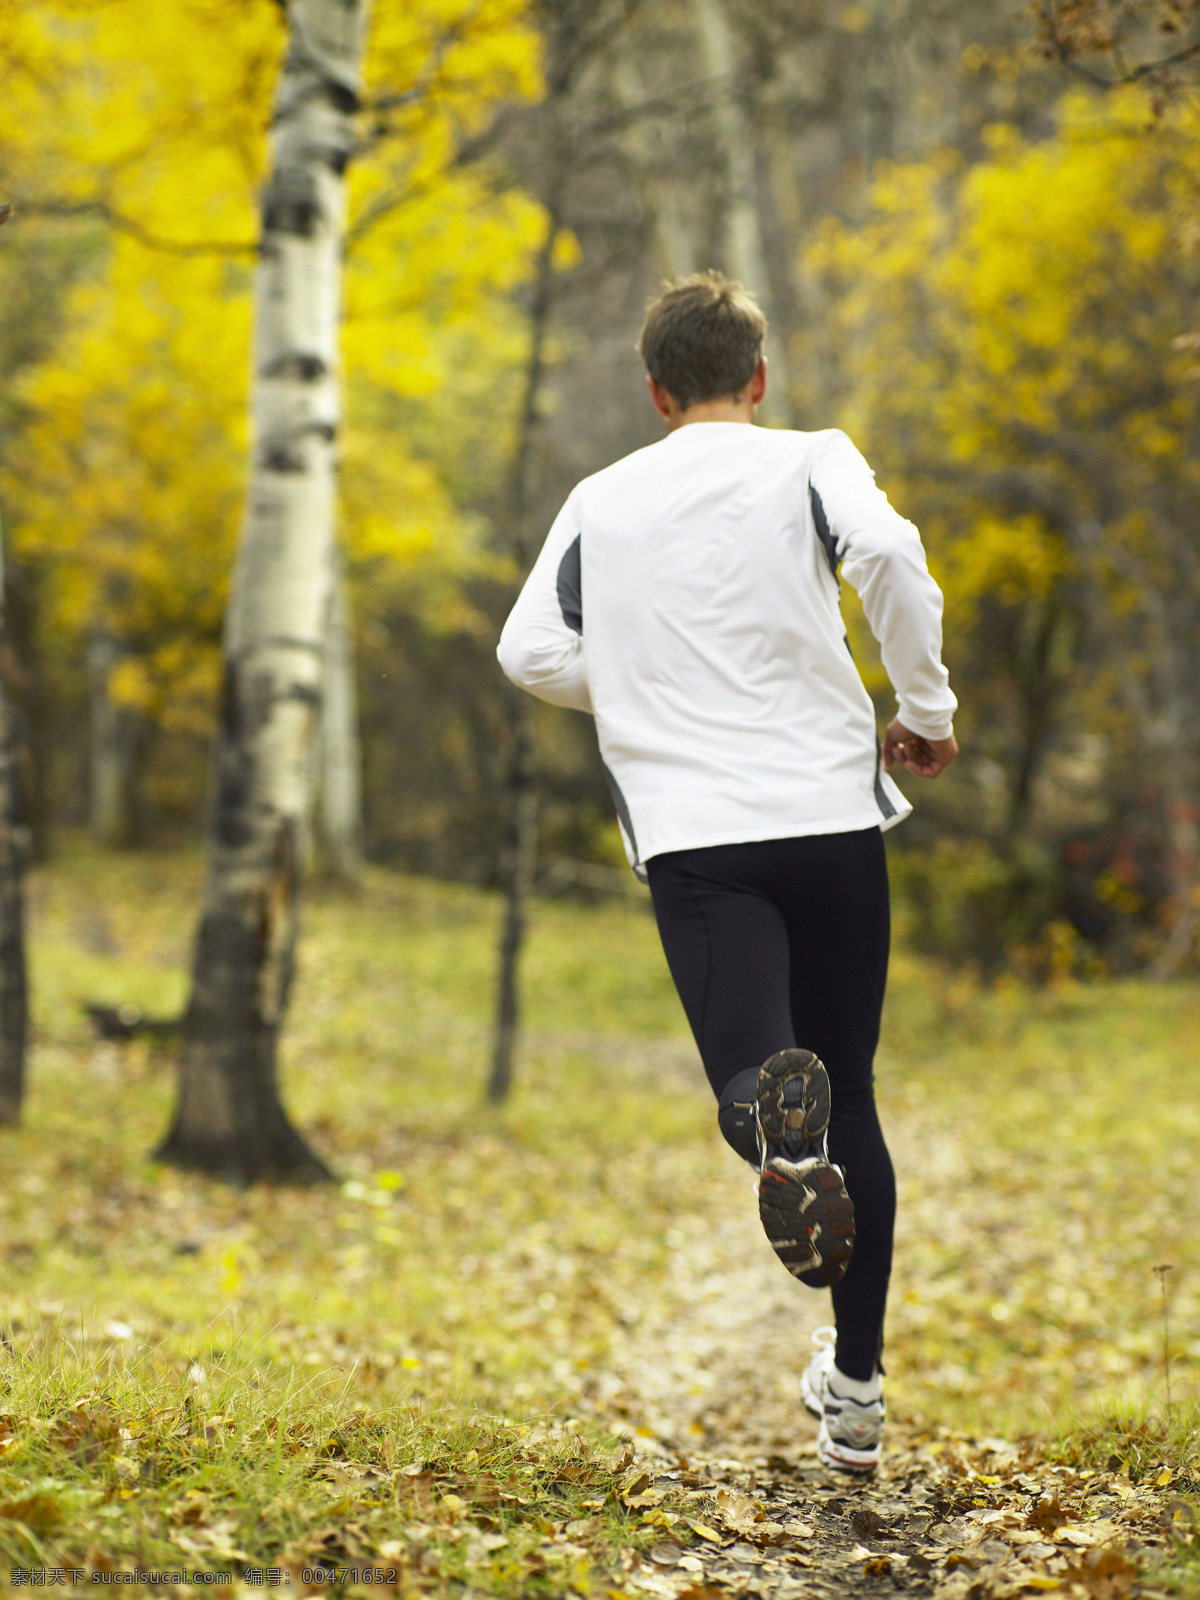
[497,271,958,1474]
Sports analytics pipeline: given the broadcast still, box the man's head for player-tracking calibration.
[638,270,768,416]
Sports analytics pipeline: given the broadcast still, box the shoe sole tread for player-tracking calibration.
[756,1051,854,1288]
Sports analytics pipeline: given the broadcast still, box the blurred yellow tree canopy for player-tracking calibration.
[809,90,1200,972]
[813,90,1200,657]
[1,0,544,734]
[812,89,1200,965]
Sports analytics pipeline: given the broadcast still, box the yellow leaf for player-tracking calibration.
[687,1520,721,1543]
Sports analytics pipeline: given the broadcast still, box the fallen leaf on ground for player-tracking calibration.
[1058,1546,1138,1599]
[1028,1492,1080,1533]
[686,1520,721,1543]
[713,1487,760,1528]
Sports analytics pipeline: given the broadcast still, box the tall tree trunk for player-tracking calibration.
[0,514,28,1126]
[1004,598,1067,845]
[316,558,363,880]
[612,50,697,280]
[485,172,565,1106]
[488,697,536,1104]
[1147,626,1200,978]
[486,3,637,1100]
[1083,520,1200,980]
[157,0,371,1182]
[87,625,140,847]
[1153,789,1200,978]
[691,0,793,424]
[863,0,898,169]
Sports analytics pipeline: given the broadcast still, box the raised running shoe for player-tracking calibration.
[801,1325,884,1475]
[756,1048,855,1288]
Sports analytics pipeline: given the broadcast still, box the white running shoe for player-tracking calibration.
[801,1325,884,1475]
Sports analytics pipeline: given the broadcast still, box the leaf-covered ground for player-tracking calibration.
[572,1150,1198,1599]
[0,847,1198,1595]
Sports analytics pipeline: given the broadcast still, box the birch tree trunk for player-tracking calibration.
[0,512,28,1125]
[88,626,140,847]
[316,559,363,879]
[611,51,697,281]
[157,0,371,1181]
[691,0,793,424]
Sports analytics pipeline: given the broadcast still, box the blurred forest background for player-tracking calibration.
[2,0,1200,982]
[5,4,1200,1585]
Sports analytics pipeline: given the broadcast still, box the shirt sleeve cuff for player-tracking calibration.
[896,702,955,742]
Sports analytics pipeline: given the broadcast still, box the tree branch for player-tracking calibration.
[18,197,257,257]
[1033,0,1200,89]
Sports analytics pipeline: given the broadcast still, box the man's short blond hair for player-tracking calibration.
[637,270,768,410]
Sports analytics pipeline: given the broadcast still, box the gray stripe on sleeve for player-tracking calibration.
[556,534,582,634]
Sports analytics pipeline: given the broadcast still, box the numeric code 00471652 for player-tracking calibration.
[299,1570,398,1586]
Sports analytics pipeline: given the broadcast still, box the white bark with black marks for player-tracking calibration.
[158,0,372,1181]
[316,560,363,879]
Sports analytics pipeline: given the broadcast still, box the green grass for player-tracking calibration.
[16,850,706,1385]
[0,1344,663,1588]
[2,849,708,1589]
[878,952,1200,1451]
[3,845,1200,1587]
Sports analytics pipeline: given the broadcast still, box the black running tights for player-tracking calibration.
[645,828,895,1381]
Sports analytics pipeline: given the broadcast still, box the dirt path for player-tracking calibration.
[576,1118,1177,1599]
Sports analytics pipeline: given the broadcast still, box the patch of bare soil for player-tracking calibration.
[578,1172,1181,1599]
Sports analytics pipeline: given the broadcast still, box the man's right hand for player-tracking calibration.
[882,718,958,779]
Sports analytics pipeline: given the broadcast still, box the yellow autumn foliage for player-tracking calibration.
[811,90,1200,675]
[812,87,1200,966]
[1,0,544,733]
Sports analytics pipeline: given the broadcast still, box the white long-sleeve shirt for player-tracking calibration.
[497,422,955,880]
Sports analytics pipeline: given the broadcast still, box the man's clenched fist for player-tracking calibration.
[882,718,959,779]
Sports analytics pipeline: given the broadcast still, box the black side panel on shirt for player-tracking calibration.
[602,762,647,883]
[842,561,895,823]
[557,534,582,634]
[873,738,897,820]
[810,483,840,579]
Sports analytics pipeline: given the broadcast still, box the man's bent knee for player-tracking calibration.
[717,1065,761,1164]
